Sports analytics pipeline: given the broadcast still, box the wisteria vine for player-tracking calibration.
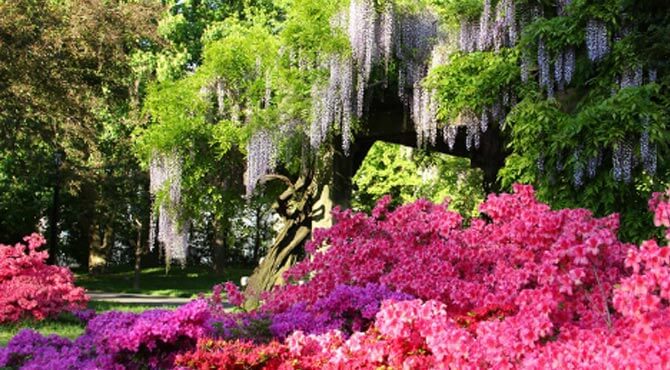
[149,152,189,265]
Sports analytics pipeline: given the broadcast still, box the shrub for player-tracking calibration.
[0,233,88,323]
[6,185,670,369]
[0,299,212,369]
[179,185,670,368]
[269,283,413,339]
[267,185,630,332]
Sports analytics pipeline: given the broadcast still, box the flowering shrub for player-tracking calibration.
[223,281,246,307]
[210,310,274,342]
[71,308,97,323]
[6,185,670,369]
[208,283,411,343]
[0,233,88,323]
[0,329,114,370]
[269,283,413,339]
[174,339,294,369]
[268,185,630,332]
[650,189,670,239]
[180,293,670,369]
[178,185,670,369]
[0,299,212,369]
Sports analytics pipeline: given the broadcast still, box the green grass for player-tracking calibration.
[0,301,180,347]
[88,301,178,313]
[0,319,85,346]
[75,265,253,298]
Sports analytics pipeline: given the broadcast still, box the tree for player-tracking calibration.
[352,141,484,217]
[138,0,670,299]
[0,0,163,268]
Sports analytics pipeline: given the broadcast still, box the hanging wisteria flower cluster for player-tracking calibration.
[586,19,609,62]
[536,43,574,97]
[612,139,634,183]
[459,0,516,53]
[572,145,584,188]
[205,57,277,196]
[442,124,458,150]
[462,110,481,151]
[309,0,380,154]
[413,86,438,147]
[309,0,442,152]
[208,79,245,125]
[149,152,189,265]
[537,37,553,97]
[430,0,518,151]
[309,56,355,152]
[608,66,658,180]
[399,11,440,148]
[557,47,575,89]
[246,129,277,196]
[619,65,644,89]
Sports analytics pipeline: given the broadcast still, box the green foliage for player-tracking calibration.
[431,0,482,23]
[427,49,519,123]
[353,142,484,217]
[501,82,668,241]
[519,16,582,52]
[0,0,161,267]
[0,133,52,241]
[495,0,670,242]
[279,0,348,59]
[138,77,210,159]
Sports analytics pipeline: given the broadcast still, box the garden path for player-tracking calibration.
[87,291,192,306]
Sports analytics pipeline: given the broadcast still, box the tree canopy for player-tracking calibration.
[140,0,670,255]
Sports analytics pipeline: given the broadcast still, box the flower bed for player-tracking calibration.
[3,185,670,369]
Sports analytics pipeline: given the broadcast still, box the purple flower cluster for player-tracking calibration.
[0,299,212,370]
[0,330,116,370]
[2,282,410,368]
[206,283,413,343]
[71,308,97,323]
[270,283,413,339]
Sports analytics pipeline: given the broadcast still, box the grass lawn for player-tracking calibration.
[75,265,253,298]
[0,301,179,347]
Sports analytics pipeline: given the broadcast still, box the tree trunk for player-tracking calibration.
[70,181,97,270]
[47,171,61,265]
[88,223,113,273]
[243,174,317,308]
[211,220,229,276]
[244,143,358,307]
[133,219,143,290]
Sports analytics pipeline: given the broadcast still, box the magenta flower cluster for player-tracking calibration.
[266,184,630,329]
[0,233,88,323]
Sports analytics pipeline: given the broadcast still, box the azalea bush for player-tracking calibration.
[4,185,670,369]
[0,300,212,369]
[266,185,630,324]
[0,233,88,323]
[178,185,670,369]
